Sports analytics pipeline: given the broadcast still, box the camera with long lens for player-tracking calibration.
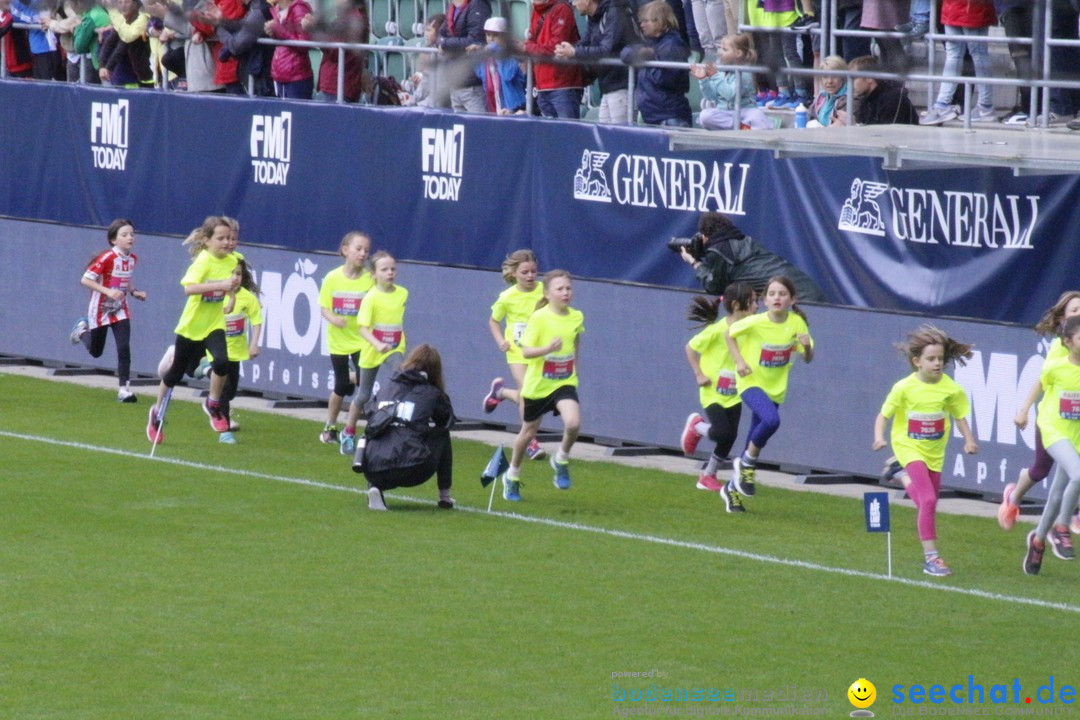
[667,232,707,260]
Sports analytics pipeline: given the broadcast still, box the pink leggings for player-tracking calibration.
[905,461,941,542]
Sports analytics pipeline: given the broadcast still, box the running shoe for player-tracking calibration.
[919,104,959,126]
[526,438,547,461]
[203,398,229,433]
[968,104,998,123]
[194,357,212,380]
[997,482,1019,531]
[219,431,236,444]
[117,388,138,404]
[483,378,505,414]
[756,90,778,108]
[1000,106,1029,126]
[681,412,704,455]
[320,425,340,444]
[696,473,723,492]
[229,414,239,431]
[69,317,89,345]
[438,491,455,509]
[1024,530,1044,575]
[146,404,163,445]
[732,456,756,496]
[719,482,746,513]
[340,430,356,456]
[368,486,387,511]
[923,556,952,577]
[502,474,522,501]
[551,456,571,490]
[157,345,175,379]
[1048,524,1075,560]
[879,456,904,485]
[766,90,795,109]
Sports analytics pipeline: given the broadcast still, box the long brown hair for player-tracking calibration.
[401,343,444,391]
[501,249,538,285]
[766,275,809,326]
[1035,291,1080,336]
[687,281,756,326]
[182,215,233,259]
[897,325,974,368]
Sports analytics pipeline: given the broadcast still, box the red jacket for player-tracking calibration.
[269,0,313,83]
[524,0,582,91]
[940,0,996,29]
[1,10,34,75]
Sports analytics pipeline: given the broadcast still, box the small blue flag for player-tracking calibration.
[863,492,890,533]
[481,444,510,487]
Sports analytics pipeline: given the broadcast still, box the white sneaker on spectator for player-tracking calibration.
[1000,106,1028,126]
[1027,111,1058,128]
[919,105,958,126]
[969,104,998,122]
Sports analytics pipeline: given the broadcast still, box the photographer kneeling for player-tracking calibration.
[353,344,456,511]
[675,212,826,303]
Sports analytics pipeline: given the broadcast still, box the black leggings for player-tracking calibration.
[162,330,228,388]
[704,402,742,460]
[82,319,131,386]
[365,434,453,492]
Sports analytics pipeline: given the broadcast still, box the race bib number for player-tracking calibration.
[332,292,363,317]
[759,342,794,368]
[201,289,226,303]
[1060,392,1080,421]
[225,314,246,337]
[512,322,527,345]
[715,370,737,396]
[373,324,402,349]
[543,353,575,380]
[907,411,945,441]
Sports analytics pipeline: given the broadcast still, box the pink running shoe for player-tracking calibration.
[997,482,1019,531]
[681,413,704,455]
[203,398,229,433]
[696,474,723,492]
[483,378,505,414]
[146,404,164,445]
[526,438,546,461]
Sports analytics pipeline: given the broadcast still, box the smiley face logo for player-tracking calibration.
[848,679,876,709]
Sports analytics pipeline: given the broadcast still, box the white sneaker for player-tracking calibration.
[157,345,175,379]
[919,105,958,126]
[117,387,137,403]
[368,486,387,511]
[1000,106,1029,126]
[1027,111,1059,128]
[968,104,998,122]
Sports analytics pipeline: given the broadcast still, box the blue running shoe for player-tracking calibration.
[219,431,236,444]
[551,456,571,490]
[340,431,356,456]
[923,556,952,577]
[502,474,522,501]
[766,91,794,109]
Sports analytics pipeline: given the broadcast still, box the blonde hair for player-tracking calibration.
[820,54,847,72]
[720,33,755,64]
[183,215,235,259]
[369,250,395,273]
[898,325,974,368]
[340,231,371,257]
[501,249,538,284]
[639,0,678,34]
[536,269,572,310]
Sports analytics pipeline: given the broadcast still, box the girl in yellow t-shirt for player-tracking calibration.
[317,231,374,446]
[998,291,1080,531]
[873,325,978,578]
[147,216,240,445]
[501,270,585,502]
[483,249,546,461]
[724,275,813,500]
[213,259,263,444]
[340,251,409,455]
[681,282,756,513]
[1022,315,1080,575]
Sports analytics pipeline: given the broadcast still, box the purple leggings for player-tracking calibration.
[905,461,941,542]
[741,387,780,451]
[1028,425,1053,482]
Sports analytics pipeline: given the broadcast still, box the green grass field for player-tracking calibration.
[1,374,1075,720]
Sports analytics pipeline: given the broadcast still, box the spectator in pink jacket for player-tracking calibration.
[264,0,313,98]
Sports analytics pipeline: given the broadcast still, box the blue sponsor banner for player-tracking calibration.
[1,79,1078,324]
[863,492,891,533]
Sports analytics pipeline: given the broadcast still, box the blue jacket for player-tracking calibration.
[11,0,55,55]
[475,48,527,112]
[575,0,639,93]
[622,30,691,125]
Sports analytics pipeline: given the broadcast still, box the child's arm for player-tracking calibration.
[488,317,510,352]
[320,306,347,329]
[521,336,561,359]
[724,328,751,377]
[184,277,239,296]
[872,413,888,451]
[359,325,392,354]
[798,333,814,363]
[684,343,709,387]
[956,418,978,455]
[248,322,263,359]
[1014,378,1043,430]
[81,275,125,301]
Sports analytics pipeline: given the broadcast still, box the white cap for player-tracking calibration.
[484,16,508,33]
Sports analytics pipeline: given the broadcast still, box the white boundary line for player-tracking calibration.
[4,429,1078,615]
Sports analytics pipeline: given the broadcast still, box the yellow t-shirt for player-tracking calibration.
[728,311,812,404]
[319,266,374,355]
[520,305,585,400]
[880,372,970,472]
[1037,357,1080,450]
[689,318,740,409]
[357,284,408,369]
[491,284,544,365]
[1035,338,1069,422]
[174,251,239,341]
[223,287,263,362]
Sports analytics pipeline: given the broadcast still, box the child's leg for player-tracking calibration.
[110,319,132,387]
[204,330,229,402]
[221,361,241,419]
[1038,440,1080,541]
[704,403,741,471]
[553,397,580,460]
[963,27,994,108]
[84,325,108,358]
[502,363,526,405]
[740,387,780,460]
[780,32,810,97]
[346,353,403,433]
[901,461,939,550]
[1014,425,1052,503]
[327,353,357,427]
[509,417,542,472]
